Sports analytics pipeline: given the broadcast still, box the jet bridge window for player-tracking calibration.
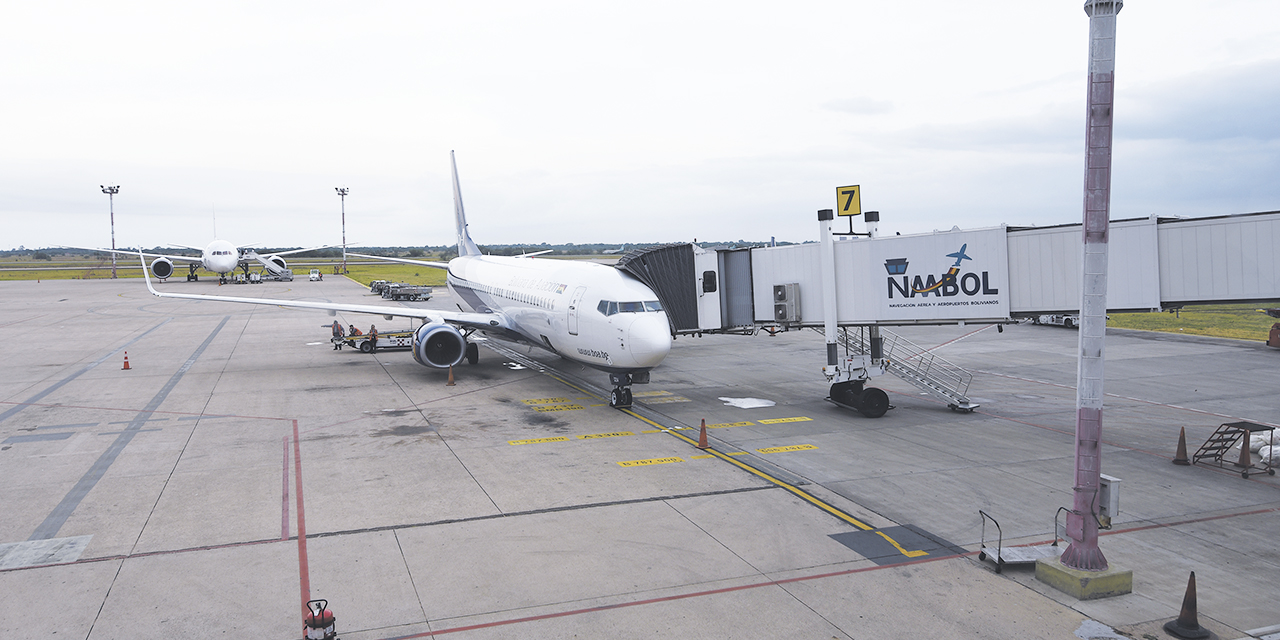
[597,300,663,316]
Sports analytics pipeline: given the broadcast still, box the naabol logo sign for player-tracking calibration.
[871,230,1009,321]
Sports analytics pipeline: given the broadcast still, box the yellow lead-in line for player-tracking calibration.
[620,409,875,532]
[535,369,926,557]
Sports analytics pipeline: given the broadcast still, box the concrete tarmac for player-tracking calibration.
[0,277,1277,639]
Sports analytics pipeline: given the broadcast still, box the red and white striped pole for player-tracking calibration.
[1060,0,1121,572]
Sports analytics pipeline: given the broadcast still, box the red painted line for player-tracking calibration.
[383,503,1280,639]
[294,420,311,618]
[282,436,291,540]
[385,553,957,639]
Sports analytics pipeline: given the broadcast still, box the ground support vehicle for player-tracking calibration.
[1032,314,1079,328]
[309,269,323,281]
[369,280,390,295]
[381,284,432,301]
[335,329,416,353]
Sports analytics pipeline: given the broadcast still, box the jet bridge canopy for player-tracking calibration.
[615,244,699,333]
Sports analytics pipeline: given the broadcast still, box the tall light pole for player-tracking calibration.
[1060,0,1121,573]
[101,185,120,279]
[335,187,349,274]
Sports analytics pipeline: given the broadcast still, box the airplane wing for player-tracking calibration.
[61,246,203,263]
[255,244,340,257]
[345,252,450,269]
[138,253,509,332]
[516,249,554,258]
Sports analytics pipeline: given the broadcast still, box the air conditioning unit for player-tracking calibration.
[773,283,800,323]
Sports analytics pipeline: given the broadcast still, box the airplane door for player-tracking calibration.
[567,286,587,336]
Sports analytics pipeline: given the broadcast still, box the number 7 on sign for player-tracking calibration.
[836,185,861,217]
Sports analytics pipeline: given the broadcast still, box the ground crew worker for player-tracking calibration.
[369,324,378,353]
[349,324,361,336]
[331,320,345,349]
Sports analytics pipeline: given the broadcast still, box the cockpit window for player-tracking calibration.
[597,300,662,316]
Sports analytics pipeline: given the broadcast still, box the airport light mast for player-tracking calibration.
[1061,0,1121,573]
[335,187,349,274]
[101,185,120,279]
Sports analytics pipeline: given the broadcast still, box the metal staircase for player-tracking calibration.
[819,327,979,412]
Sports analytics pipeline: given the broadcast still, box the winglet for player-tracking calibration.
[451,151,482,257]
[140,251,161,297]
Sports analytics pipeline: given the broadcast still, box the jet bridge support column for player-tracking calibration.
[818,209,838,368]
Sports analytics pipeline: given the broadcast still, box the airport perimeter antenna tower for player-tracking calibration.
[335,187,349,274]
[100,185,120,279]
[1060,0,1121,573]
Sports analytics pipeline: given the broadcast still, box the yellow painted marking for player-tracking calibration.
[617,457,682,467]
[707,421,753,429]
[757,444,819,454]
[641,396,691,404]
[877,531,929,558]
[618,409,875,531]
[577,431,635,440]
[631,390,672,397]
[508,436,570,446]
[759,417,813,424]
[691,454,714,460]
[641,429,663,434]
[523,397,573,405]
[533,404,585,412]
[726,451,749,456]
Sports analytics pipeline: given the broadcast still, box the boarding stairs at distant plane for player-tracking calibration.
[821,326,979,413]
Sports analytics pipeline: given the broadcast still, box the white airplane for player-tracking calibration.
[140,152,673,407]
[602,244,627,255]
[82,240,326,283]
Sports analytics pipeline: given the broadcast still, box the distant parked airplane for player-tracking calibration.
[79,241,329,283]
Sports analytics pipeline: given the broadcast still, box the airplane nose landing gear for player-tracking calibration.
[609,372,644,408]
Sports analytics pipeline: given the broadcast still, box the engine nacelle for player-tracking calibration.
[265,255,288,272]
[150,257,174,279]
[412,322,466,369]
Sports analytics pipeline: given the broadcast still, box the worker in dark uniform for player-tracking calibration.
[331,320,345,349]
[369,324,378,353]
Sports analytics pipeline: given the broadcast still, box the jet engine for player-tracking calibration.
[150,257,175,279]
[412,322,466,369]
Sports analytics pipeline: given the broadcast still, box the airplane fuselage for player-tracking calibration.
[201,239,240,275]
[446,255,671,374]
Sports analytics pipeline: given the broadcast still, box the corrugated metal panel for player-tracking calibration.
[718,249,754,328]
[1158,212,1280,304]
[1006,217,1161,313]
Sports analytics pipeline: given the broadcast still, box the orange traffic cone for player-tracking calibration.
[446,366,455,387]
[1173,427,1190,465]
[1236,437,1252,469]
[1162,571,1211,639]
[697,419,709,450]
[122,352,131,370]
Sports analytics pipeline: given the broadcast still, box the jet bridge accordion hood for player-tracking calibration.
[615,244,699,334]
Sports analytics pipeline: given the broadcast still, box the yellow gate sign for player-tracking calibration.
[836,185,861,217]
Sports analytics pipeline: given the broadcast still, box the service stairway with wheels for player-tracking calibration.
[818,326,979,413]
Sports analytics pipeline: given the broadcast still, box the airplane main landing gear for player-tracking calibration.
[186,264,199,281]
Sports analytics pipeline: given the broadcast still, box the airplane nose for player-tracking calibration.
[627,314,672,367]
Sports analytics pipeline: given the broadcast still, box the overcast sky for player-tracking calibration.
[3,1,1278,250]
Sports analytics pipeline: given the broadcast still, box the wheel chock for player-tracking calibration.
[1162,572,1211,639]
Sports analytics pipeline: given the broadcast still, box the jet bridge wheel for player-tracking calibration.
[856,387,890,419]
[830,381,863,408]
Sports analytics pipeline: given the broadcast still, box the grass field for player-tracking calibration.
[1107,304,1278,343]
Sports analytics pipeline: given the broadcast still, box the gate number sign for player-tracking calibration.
[836,185,861,217]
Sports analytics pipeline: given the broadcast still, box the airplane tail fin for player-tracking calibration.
[451,151,482,257]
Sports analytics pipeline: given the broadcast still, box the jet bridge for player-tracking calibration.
[618,210,1280,415]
